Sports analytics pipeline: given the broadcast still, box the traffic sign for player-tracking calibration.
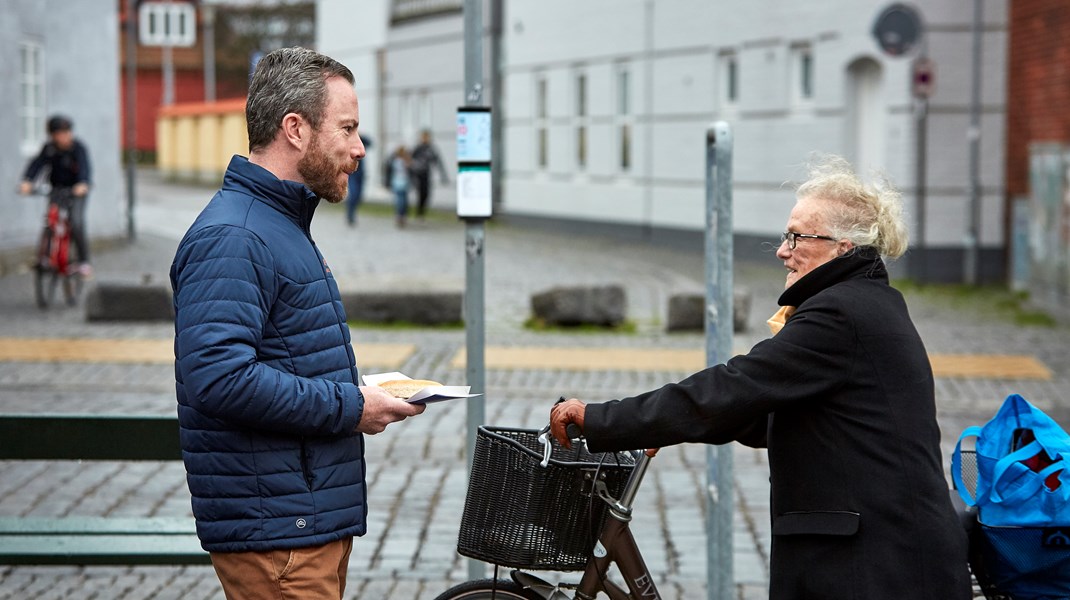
[872,3,922,57]
[912,57,935,98]
[139,1,197,47]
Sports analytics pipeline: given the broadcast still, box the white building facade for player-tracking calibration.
[320,0,1009,282]
[0,0,125,271]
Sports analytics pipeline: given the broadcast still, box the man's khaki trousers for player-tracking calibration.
[210,537,353,600]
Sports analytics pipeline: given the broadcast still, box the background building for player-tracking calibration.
[321,0,1010,284]
[1005,0,1070,314]
[0,0,125,272]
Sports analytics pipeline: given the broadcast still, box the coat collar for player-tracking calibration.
[221,155,320,232]
[778,247,887,308]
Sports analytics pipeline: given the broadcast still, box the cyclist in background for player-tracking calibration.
[19,115,93,278]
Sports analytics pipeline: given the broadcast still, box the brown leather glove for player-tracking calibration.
[550,398,586,449]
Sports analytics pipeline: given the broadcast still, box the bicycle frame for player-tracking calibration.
[30,187,83,309]
[511,448,663,600]
[44,202,72,274]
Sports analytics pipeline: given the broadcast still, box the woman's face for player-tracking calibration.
[776,196,851,289]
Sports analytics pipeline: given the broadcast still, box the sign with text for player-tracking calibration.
[456,107,492,218]
[139,1,197,47]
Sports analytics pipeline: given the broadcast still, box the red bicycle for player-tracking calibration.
[31,186,84,308]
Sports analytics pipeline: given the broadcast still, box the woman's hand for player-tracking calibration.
[550,398,586,449]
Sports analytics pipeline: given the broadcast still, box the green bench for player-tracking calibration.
[0,414,209,565]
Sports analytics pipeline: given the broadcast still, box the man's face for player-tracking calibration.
[51,129,74,150]
[297,77,365,203]
[775,195,849,289]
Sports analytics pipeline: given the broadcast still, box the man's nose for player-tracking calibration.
[353,138,366,160]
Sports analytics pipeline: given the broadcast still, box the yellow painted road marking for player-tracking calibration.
[928,354,1052,381]
[451,346,708,373]
[0,339,1052,381]
[451,347,1053,381]
[0,338,415,370]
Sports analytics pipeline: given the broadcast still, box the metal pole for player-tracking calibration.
[642,0,655,241]
[965,0,983,285]
[913,34,929,283]
[914,92,928,282]
[125,0,138,240]
[162,0,175,106]
[705,122,734,600]
[462,0,486,582]
[203,4,216,103]
[489,0,503,207]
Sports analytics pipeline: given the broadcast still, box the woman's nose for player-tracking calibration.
[776,239,792,259]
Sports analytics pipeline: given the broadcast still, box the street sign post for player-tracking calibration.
[461,0,488,582]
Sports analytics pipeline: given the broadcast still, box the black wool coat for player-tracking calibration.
[584,249,972,600]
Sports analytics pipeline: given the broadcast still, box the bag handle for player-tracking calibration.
[953,426,983,506]
[988,441,1064,504]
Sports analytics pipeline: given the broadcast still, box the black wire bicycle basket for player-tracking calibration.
[457,426,637,571]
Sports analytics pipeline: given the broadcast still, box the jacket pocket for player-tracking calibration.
[299,440,313,489]
[773,511,860,536]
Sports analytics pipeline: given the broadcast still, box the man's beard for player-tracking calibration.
[297,133,350,203]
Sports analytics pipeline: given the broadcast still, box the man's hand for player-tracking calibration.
[550,398,586,449]
[356,385,426,434]
[18,181,32,196]
[72,183,89,197]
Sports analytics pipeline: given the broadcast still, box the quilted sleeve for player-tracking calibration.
[172,225,363,437]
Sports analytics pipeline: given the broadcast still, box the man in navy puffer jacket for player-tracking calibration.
[171,47,424,599]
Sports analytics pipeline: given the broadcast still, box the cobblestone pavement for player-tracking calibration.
[0,169,1067,599]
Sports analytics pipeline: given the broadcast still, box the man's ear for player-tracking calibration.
[280,112,308,151]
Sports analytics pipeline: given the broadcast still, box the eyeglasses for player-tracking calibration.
[780,231,838,250]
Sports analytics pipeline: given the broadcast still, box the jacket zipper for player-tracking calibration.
[299,439,313,489]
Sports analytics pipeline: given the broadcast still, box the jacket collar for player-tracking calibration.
[221,155,320,232]
[778,246,887,308]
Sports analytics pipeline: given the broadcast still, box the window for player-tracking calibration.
[535,75,548,169]
[575,71,587,169]
[792,44,814,102]
[19,41,45,154]
[139,1,196,47]
[417,92,432,133]
[616,64,632,172]
[399,92,413,143]
[720,52,738,106]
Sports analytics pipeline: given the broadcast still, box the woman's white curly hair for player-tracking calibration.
[795,154,908,259]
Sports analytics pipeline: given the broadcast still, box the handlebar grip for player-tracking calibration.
[565,423,582,439]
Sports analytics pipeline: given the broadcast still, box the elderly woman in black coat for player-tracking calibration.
[551,155,972,600]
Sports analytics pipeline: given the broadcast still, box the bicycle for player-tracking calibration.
[29,186,84,309]
[434,419,662,600]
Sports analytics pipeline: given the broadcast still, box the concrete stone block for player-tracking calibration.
[85,280,174,322]
[530,285,626,327]
[340,277,463,325]
[666,288,751,333]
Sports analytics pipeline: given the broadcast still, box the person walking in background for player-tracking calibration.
[19,115,93,277]
[344,133,372,227]
[390,145,412,228]
[551,155,972,600]
[409,129,449,219]
[170,47,424,600]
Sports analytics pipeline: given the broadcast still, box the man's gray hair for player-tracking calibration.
[246,47,354,153]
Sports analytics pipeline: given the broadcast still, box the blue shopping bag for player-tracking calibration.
[952,394,1070,599]
[953,394,1070,523]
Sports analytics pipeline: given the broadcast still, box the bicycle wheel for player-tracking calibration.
[62,272,83,307]
[431,579,541,600]
[34,265,60,309]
